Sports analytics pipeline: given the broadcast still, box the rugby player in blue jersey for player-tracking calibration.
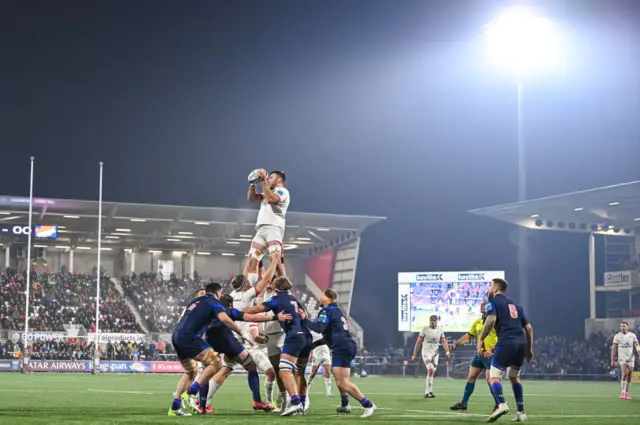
[477,278,534,423]
[300,289,377,418]
[195,293,291,413]
[169,282,251,416]
[244,276,311,416]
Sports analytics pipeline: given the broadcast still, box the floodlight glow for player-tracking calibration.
[484,7,564,77]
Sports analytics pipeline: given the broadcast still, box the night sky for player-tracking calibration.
[1,0,639,347]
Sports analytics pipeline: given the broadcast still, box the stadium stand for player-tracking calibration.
[0,269,142,333]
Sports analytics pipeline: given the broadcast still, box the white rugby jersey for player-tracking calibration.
[261,290,283,335]
[419,326,445,355]
[230,288,260,341]
[256,186,290,229]
[613,332,639,362]
[311,330,324,343]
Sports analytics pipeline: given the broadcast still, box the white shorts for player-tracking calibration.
[267,332,285,357]
[422,352,439,367]
[253,225,284,247]
[248,346,272,373]
[619,359,635,368]
[312,345,331,367]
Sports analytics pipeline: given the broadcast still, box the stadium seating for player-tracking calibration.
[0,270,142,333]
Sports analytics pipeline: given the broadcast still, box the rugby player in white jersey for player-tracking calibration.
[245,169,290,284]
[229,261,279,407]
[411,315,451,398]
[308,331,333,397]
[611,321,640,399]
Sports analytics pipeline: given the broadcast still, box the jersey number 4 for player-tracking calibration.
[508,304,518,319]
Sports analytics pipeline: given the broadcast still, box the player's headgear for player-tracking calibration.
[220,294,233,308]
[269,170,286,183]
[231,274,247,290]
[274,276,292,292]
[205,282,222,295]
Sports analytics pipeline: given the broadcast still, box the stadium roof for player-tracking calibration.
[0,196,385,256]
[469,181,640,235]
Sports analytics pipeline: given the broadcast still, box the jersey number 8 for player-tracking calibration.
[508,304,518,319]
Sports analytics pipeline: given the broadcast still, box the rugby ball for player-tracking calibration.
[248,169,262,184]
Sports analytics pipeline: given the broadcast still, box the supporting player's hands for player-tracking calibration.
[241,330,254,343]
[277,311,292,322]
[254,334,269,344]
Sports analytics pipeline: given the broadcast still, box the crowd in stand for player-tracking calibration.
[0,268,141,333]
[525,333,612,375]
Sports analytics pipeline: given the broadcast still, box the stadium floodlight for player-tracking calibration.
[221,252,235,256]
[484,6,564,78]
[63,215,80,219]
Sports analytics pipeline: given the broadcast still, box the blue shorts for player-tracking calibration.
[471,353,492,370]
[172,333,211,360]
[491,343,526,371]
[282,333,312,359]
[206,327,244,359]
[331,340,357,368]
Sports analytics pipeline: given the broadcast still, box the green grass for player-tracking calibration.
[0,374,638,424]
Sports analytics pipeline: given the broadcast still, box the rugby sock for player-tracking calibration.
[290,395,301,406]
[512,382,524,412]
[359,396,373,408]
[199,382,209,408]
[187,381,202,396]
[488,382,498,406]
[207,382,222,403]
[248,371,262,402]
[325,377,332,394]
[625,381,631,393]
[426,375,434,393]
[171,397,182,411]
[341,395,349,407]
[461,381,475,405]
[490,382,506,404]
[300,395,307,406]
[621,380,626,393]
[265,380,274,403]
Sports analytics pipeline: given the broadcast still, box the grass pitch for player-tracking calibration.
[0,374,638,424]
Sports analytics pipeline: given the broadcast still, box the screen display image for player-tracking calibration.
[398,271,505,333]
[34,225,58,239]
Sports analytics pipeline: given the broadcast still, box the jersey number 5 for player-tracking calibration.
[341,317,349,331]
[508,304,518,319]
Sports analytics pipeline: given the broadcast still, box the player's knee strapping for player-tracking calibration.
[507,367,521,379]
[489,366,504,379]
[426,363,436,373]
[249,247,264,262]
[201,350,219,366]
[295,359,308,371]
[268,244,282,254]
[279,359,296,372]
[241,354,256,369]
[181,359,198,373]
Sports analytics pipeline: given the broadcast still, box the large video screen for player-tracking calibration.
[398,271,505,333]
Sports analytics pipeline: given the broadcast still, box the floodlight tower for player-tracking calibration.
[484,6,564,313]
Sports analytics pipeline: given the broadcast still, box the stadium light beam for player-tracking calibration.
[483,7,563,315]
[23,157,35,351]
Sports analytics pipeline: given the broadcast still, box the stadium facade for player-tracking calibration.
[470,180,640,336]
[0,195,385,346]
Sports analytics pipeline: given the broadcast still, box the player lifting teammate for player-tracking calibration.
[450,298,499,412]
[244,276,312,416]
[611,321,639,399]
[411,315,450,398]
[245,169,289,283]
[301,289,376,418]
[169,282,252,417]
[478,278,533,423]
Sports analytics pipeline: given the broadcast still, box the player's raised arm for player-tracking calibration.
[252,251,281,295]
[216,309,252,341]
[259,171,283,205]
[244,296,279,315]
[247,171,265,204]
